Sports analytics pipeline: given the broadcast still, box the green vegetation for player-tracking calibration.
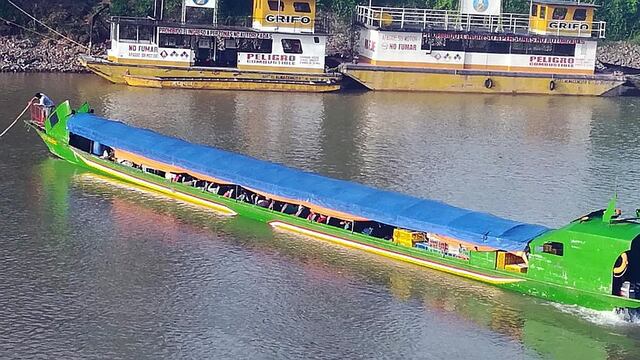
[0,0,638,41]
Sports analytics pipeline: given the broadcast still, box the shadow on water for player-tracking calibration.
[34,157,640,360]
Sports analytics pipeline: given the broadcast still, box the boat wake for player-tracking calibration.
[551,303,640,326]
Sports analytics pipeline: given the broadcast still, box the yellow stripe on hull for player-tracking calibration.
[81,58,340,93]
[342,66,625,96]
[77,151,237,216]
[269,221,524,285]
[123,75,340,93]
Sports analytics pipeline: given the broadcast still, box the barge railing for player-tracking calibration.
[355,5,606,38]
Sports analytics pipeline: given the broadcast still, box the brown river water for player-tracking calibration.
[2,73,640,359]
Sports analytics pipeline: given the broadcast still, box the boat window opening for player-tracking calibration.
[159,34,191,49]
[553,44,576,56]
[539,6,546,20]
[48,112,59,129]
[529,43,554,55]
[138,25,155,44]
[466,40,489,52]
[573,9,587,21]
[541,242,563,256]
[293,2,311,13]
[487,41,511,54]
[510,42,561,56]
[531,4,538,17]
[314,37,320,44]
[282,39,303,54]
[552,8,567,20]
[69,133,93,153]
[238,38,273,53]
[425,38,463,52]
[119,24,138,42]
[268,1,284,11]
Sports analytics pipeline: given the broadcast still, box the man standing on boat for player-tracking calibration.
[30,93,55,125]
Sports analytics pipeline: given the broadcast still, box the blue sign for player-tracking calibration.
[473,0,489,12]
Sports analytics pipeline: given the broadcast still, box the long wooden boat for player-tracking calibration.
[27,98,640,313]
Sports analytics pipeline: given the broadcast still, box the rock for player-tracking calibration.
[597,41,640,70]
[0,36,107,73]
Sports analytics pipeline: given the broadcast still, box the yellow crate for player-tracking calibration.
[393,229,425,247]
[505,264,528,273]
[496,251,506,269]
[393,229,413,242]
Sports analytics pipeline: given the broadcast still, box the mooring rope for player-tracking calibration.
[0,102,32,139]
[5,0,89,50]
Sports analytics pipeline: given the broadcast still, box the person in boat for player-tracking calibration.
[31,92,55,123]
[207,182,220,194]
[237,190,248,202]
[257,198,271,208]
[223,188,234,198]
[339,220,352,231]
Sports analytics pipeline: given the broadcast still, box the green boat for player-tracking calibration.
[26,97,640,314]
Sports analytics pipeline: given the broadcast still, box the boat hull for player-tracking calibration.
[80,56,342,93]
[32,123,640,312]
[340,63,627,96]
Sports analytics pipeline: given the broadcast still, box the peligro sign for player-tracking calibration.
[548,22,591,31]
[246,54,296,66]
[265,14,311,24]
[529,56,575,68]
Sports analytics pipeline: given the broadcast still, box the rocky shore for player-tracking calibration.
[0,36,91,73]
[597,41,640,70]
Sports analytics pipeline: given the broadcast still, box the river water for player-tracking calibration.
[2,73,640,359]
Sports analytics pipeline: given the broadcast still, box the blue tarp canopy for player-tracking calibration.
[67,114,550,251]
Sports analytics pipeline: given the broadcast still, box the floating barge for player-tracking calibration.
[81,0,340,92]
[341,1,637,96]
[27,99,640,312]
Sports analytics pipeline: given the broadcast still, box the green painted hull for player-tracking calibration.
[32,125,640,312]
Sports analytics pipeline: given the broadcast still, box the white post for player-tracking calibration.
[212,0,218,25]
[181,0,187,23]
[278,0,282,30]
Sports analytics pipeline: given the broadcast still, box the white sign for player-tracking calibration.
[460,0,501,16]
[185,0,217,9]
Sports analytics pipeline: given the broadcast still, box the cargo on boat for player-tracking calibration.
[26,96,640,313]
[340,0,639,96]
[81,0,340,92]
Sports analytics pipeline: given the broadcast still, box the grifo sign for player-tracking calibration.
[548,22,591,31]
[265,14,311,25]
[185,0,217,9]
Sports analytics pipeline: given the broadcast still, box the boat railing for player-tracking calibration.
[355,6,530,34]
[355,5,606,38]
